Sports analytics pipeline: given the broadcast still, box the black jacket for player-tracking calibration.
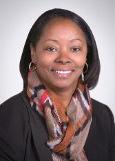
[0,91,115,161]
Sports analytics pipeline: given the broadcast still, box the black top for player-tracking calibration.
[0,91,115,161]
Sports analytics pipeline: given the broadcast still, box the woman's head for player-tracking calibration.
[20,8,100,90]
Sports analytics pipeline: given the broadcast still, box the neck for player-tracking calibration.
[47,86,76,108]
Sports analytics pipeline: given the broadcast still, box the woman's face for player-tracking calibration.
[31,18,87,92]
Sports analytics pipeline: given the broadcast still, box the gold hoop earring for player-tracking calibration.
[29,62,37,71]
[81,63,88,82]
[83,62,88,74]
[81,73,85,82]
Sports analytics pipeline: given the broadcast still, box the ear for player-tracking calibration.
[30,44,36,63]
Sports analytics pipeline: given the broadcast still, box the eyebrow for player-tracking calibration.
[43,39,58,43]
[70,38,82,42]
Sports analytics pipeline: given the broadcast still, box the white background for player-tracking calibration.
[0,0,115,116]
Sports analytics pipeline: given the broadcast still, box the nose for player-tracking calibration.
[55,50,72,65]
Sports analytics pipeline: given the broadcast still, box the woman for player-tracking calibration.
[0,8,115,161]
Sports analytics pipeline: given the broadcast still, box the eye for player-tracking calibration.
[45,46,57,52]
[71,47,81,53]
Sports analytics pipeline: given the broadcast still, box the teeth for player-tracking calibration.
[56,70,71,74]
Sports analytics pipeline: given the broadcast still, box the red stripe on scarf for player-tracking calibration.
[39,91,49,110]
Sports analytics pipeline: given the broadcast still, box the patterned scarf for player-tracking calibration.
[27,69,92,161]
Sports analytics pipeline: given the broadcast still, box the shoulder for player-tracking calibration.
[0,91,30,131]
[0,92,29,118]
[92,98,114,122]
[1,91,26,109]
[0,92,30,160]
[90,99,115,160]
[91,99,115,137]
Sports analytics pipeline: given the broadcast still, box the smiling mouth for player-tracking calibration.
[51,69,75,78]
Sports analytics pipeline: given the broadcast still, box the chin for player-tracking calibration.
[51,82,77,91]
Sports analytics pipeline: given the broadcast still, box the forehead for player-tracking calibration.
[43,17,81,31]
[40,18,86,40]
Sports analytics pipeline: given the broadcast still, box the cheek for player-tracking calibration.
[35,61,48,80]
[35,55,52,72]
[74,56,86,68]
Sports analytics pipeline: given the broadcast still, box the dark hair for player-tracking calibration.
[20,8,100,90]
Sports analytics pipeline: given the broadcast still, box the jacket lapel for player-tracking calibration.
[29,108,52,161]
[21,92,52,161]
